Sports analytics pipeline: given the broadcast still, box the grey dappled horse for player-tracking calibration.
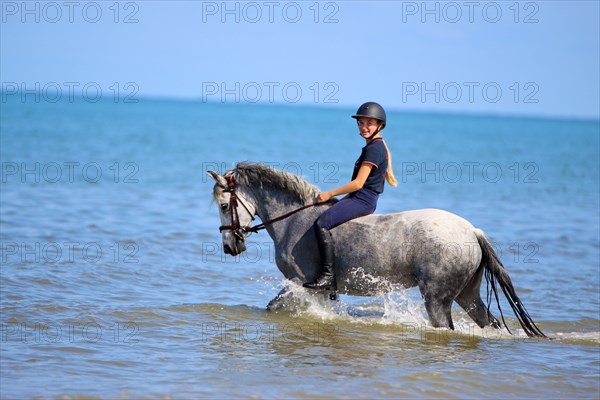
[209,162,546,337]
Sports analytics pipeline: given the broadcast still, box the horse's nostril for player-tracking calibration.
[223,244,232,254]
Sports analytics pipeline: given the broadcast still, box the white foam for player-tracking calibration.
[554,331,600,343]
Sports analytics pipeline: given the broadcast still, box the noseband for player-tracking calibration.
[218,174,330,239]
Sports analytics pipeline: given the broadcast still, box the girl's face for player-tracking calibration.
[357,117,381,139]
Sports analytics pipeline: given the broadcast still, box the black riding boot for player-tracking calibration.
[303,227,337,291]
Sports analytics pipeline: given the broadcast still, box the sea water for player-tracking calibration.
[1,97,598,398]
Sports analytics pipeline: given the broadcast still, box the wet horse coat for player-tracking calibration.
[209,162,546,337]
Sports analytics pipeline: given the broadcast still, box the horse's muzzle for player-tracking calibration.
[223,239,246,256]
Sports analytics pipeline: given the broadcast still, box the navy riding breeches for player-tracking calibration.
[315,188,379,231]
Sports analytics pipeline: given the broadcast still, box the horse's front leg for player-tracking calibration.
[266,278,336,312]
[266,277,304,311]
[266,286,292,311]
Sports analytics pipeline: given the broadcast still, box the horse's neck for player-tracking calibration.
[252,190,312,242]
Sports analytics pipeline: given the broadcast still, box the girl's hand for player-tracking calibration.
[317,191,333,203]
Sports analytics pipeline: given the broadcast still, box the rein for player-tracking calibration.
[218,174,328,237]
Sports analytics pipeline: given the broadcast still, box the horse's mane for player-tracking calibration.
[232,162,319,203]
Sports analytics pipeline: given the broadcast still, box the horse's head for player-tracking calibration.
[208,170,256,256]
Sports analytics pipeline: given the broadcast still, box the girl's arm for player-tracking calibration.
[317,164,373,202]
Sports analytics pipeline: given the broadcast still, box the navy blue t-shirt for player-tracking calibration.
[351,137,388,194]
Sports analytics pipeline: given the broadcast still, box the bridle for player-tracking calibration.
[218,174,257,240]
[218,174,329,239]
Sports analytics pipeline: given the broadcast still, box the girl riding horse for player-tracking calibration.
[303,102,398,291]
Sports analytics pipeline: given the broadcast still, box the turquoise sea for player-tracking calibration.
[1,97,599,398]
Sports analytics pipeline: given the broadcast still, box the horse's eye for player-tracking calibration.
[220,203,228,212]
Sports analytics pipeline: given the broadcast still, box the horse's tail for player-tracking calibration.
[475,229,547,338]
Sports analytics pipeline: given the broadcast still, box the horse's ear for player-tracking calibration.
[207,170,227,187]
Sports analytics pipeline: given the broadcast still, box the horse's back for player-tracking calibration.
[348,208,476,232]
[342,207,480,264]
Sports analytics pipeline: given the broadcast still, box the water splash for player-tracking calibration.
[256,277,553,341]
[258,277,430,326]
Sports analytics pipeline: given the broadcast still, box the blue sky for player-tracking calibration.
[2,1,599,119]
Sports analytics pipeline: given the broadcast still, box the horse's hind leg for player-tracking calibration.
[455,295,500,329]
[418,282,455,330]
[423,296,455,329]
[455,266,501,329]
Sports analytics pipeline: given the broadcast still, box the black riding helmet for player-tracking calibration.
[351,102,386,129]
